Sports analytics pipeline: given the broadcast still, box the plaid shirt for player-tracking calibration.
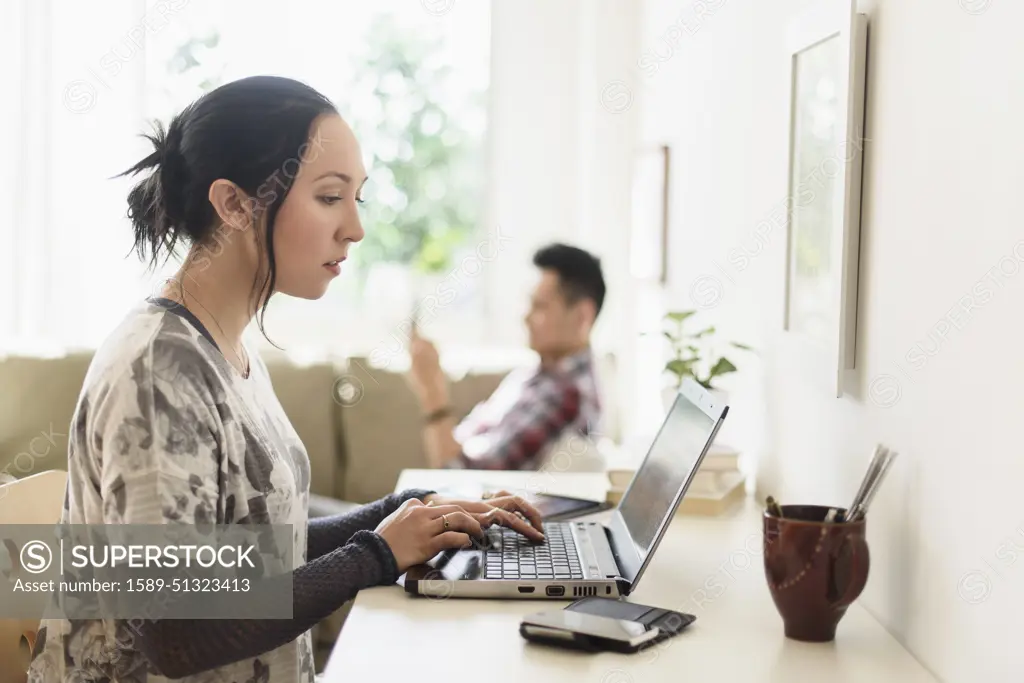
[450,347,601,470]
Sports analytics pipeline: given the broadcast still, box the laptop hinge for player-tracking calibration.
[602,525,634,594]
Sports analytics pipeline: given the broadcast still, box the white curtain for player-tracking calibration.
[2,0,157,353]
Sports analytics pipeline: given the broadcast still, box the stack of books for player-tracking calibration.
[605,442,747,516]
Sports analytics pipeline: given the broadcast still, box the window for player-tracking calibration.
[1,0,491,359]
[147,1,491,358]
[144,0,492,358]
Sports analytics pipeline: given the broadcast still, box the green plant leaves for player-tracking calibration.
[665,310,697,323]
[347,15,484,274]
[665,359,695,375]
[707,357,738,379]
[657,310,754,390]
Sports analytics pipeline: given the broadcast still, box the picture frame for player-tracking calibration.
[630,144,671,285]
[781,0,869,398]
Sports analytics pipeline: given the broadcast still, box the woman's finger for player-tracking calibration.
[488,495,545,535]
[437,510,485,539]
[480,508,545,542]
[430,531,473,554]
[418,503,469,519]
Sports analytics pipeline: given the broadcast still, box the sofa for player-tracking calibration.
[0,350,524,504]
[0,347,620,498]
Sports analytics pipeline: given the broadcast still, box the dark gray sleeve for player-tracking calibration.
[306,489,436,560]
[129,529,399,679]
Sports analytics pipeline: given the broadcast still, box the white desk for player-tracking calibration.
[324,470,936,682]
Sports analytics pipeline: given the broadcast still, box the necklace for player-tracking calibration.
[162,277,251,380]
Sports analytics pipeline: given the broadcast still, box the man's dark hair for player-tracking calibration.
[532,243,606,318]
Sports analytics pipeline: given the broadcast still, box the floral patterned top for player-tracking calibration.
[28,298,319,683]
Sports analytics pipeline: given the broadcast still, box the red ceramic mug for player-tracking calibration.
[763,505,869,642]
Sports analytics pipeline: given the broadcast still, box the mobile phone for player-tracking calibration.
[409,298,421,337]
[520,610,662,653]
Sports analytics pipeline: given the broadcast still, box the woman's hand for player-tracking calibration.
[374,499,485,573]
[424,491,546,542]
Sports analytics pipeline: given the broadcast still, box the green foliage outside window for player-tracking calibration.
[343,15,486,274]
[163,14,486,278]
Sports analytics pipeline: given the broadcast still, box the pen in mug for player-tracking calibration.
[848,449,897,523]
[848,445,887,513]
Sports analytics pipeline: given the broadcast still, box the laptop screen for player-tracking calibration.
[616,388,721,556]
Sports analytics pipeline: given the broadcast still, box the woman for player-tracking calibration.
[28,75,545,683]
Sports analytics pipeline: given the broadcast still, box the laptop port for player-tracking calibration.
[545,586,565,597]
[518,586,535,594]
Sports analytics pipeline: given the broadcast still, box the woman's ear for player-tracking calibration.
[208,179,255,233]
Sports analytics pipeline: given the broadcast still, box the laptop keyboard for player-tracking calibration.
[483,522,585,580]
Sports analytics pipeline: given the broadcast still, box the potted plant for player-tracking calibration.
[657,310,753,409]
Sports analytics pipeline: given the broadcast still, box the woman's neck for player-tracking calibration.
[161,245,262,372]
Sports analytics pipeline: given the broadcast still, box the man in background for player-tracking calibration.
[406,243,605,470]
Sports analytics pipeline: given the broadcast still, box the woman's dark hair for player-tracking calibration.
[117,75,338,339]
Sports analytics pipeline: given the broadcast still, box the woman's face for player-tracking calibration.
[270,114,366,300]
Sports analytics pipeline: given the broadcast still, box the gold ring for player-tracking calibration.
[442,514,450,530]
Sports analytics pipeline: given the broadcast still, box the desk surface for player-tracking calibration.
[324,470,936,682]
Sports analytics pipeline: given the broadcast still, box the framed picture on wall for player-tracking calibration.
[630,144,671,285]
[782,0,868,398]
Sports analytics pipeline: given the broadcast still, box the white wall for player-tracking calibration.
[485,0,641,434]
[485,0,584,346]
[0,0,180,353]
[638,0,1024,681]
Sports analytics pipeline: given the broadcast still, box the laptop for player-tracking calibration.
[403,378,729,599]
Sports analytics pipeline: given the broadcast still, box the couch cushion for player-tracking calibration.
[335,357,507,503]
[261,352,343,499]
[0,353,92,480]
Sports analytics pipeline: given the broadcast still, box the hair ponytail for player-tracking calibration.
[118,119,187,270]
